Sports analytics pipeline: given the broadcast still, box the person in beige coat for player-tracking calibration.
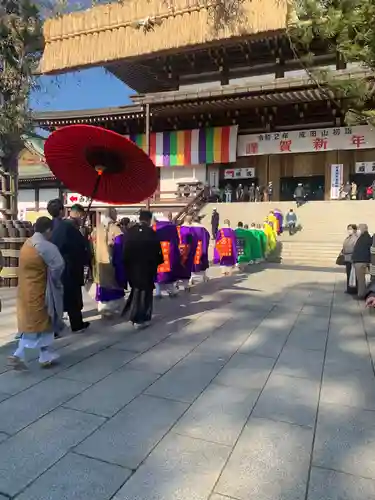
[9,217,64,370]
[91,207,124,317]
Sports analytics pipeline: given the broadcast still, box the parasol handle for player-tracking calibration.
[83,171,102,225]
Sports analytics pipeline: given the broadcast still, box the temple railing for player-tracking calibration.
[173,187,209,225]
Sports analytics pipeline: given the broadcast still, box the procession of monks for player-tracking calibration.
[213,210,282,275]
[92,209,281,320]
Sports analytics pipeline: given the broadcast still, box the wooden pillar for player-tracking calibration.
[268,155,281,200]
[35,186,40,211]
[145,103,151,210]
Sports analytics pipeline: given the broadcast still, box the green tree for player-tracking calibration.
[0,0,44,218]
[288,0,375,123]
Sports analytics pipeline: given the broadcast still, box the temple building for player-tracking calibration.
[31,0,375,205]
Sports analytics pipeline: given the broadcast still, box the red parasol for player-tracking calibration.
[44,125,158,205]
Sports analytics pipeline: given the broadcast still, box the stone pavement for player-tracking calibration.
[1,264,375,499]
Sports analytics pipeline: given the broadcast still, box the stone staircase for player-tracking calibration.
[199,201,375,267]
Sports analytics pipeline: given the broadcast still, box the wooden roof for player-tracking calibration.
[33,68,369,126]
[39,0,288,75]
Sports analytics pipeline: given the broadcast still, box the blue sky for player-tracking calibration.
[30,67,133,111]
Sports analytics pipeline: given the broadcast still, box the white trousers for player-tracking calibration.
[155,282,177,297]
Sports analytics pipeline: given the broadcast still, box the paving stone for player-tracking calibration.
[240,330,289,358]
[321,363,375,410]
[273,346,324,380]
[0,391,10,403]
[216,418,313,500]
[60,349,136,383]
[300,305,331,317]
[0,377,90,434]
[210,495,237,500]
[75,395,188,469]
[174,383,259,445]
[214,353,274,390]
[313,404,375,479]
[127,338,197,374]
[190,335,244,364]
[253,374,320,427]
[111,331,170,353]
[285,325,328,351]
[16,452,131,500]
[0,407,105,497]
[112,433,231,500]
[0,369,49,395]
[0,432,8,443]
[307,466,375,500]
[65,368,159,417]
[145,358,223,403]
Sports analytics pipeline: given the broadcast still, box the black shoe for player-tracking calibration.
[72,321,90,333]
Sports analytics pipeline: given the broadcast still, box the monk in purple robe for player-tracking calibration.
[213,219,237,275]
[177,216,199,291]
[274,209,284,235]
[153,218,182,297]
[191,218,210,284]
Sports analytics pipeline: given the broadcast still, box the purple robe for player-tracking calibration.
[274,210,283,235]
[213,227,237,267]
[153,221,182,284]
[191,225,210,272]
[95,233,127,303]
[176,225,198,280]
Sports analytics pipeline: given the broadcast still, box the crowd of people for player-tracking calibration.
[8,200,287,370]
[210,181,275,203]
[339,180,375,200]
[8,195,375,371]
[340,223,375,302]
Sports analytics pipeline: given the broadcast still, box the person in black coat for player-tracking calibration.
[123,210,163,328]
[47,199,90,332]
[352,223,372,299]
[211,208,219,240]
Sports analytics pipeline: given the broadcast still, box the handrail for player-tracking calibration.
[173,187,209,225]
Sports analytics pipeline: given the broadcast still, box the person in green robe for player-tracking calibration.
[255,223,268,258]
[248,223,264,262]
[235,222,253,267]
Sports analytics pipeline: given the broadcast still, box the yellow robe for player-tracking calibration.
[91,221,122,290]
[265,214,278,235]
[263,224,277,255]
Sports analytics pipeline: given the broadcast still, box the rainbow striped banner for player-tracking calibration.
[126,126,238,167]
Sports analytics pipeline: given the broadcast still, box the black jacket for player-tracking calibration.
[123,223,163,290]
[211,212,219,229]
[352,232,372,263]
[51,218,89,287]
[294,186,305,198]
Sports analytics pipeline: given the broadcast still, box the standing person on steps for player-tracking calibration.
[341,224,359,294]
[211,208,219,240]
[47,198,90,333]
[352,223,372,299]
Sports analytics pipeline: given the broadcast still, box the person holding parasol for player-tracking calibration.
[43,124,159,328]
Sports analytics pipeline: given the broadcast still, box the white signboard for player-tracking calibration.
[355,161,375,174]
[330,164,343,200]
[224,167,255,180]
[64,193,113,208]
[237,125,375,156]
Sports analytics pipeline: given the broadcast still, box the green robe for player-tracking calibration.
[235,228,253,264]
[248,229,264,260]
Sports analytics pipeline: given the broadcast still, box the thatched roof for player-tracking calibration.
[40,0,288,74]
